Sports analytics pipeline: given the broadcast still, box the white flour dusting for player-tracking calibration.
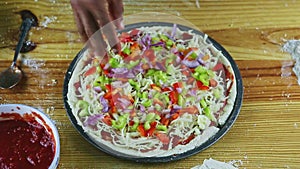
[282,40,300,85]
[40,16,57,27]
[22,58,45,70]
[280,61,293,77]
[191,158,242,169]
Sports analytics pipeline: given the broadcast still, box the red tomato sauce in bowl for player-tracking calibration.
[0,104,59,169]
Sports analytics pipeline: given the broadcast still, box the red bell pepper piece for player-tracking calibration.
[162,87,171,92]
[169,90,178,104]
[179,134,195,145]
[172,82,183,90]
[102,115,112,126]
[160,116,170,126]
[150,84,161,91]
[103,92,112,100]
[147,121,157,137]
[196,81,209,90]
[137,124,146,137]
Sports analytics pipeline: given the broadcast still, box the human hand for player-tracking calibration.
[71,0,124,55]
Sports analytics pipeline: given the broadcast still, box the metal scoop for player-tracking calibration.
[0,18,33,89]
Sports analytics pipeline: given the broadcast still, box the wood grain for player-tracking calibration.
[1,0,300,168]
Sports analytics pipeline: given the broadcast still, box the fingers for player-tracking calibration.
[88,30,107,57]
[71,0,107,43]
[78,10,99,41]
[76,5,107,56]
[70,0,88,42]
[70,0,124,53]
[102,20,121,52]
[73,12,88,42]
[108,0,124,30]
[91,6,120,50]
[74,14,88,42]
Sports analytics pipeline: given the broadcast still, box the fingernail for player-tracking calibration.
[120,20,124,29]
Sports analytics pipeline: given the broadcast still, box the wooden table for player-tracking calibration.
[1,0,300,168]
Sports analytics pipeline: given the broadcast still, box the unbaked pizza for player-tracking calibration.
[67,24,237,157]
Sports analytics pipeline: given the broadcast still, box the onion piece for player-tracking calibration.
[93,86,102,93]
[176,87,182,93]
[111,67,129,74]
[139,105,146,112]
[111,68,135,78]
[170,47,178,54]
[182,59,200,68]
[171,24,177,38]
[197,53,205,65]
[117,97,131,109]
[132,62,144,74]
[100,96,109,113]
[155,62,166,71]
[150,41,164,47]
[84,114,104,126]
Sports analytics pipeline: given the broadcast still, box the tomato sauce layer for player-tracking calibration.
[0,113,55,169]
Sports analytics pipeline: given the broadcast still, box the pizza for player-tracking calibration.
[66,24,237,157]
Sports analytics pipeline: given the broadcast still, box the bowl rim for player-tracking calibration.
[63,21,243,163]
[0,103,60,168]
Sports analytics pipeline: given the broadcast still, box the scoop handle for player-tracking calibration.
[11,18,33,67]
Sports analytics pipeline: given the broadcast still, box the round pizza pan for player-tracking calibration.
[63,22,243,163]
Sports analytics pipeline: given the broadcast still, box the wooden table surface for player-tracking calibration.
[1,0,300,168]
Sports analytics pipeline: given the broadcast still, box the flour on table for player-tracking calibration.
[191,158,241,169]
[40,16,57,27]
[282,40,300,85]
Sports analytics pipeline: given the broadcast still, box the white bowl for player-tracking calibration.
[0,104,60,169]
